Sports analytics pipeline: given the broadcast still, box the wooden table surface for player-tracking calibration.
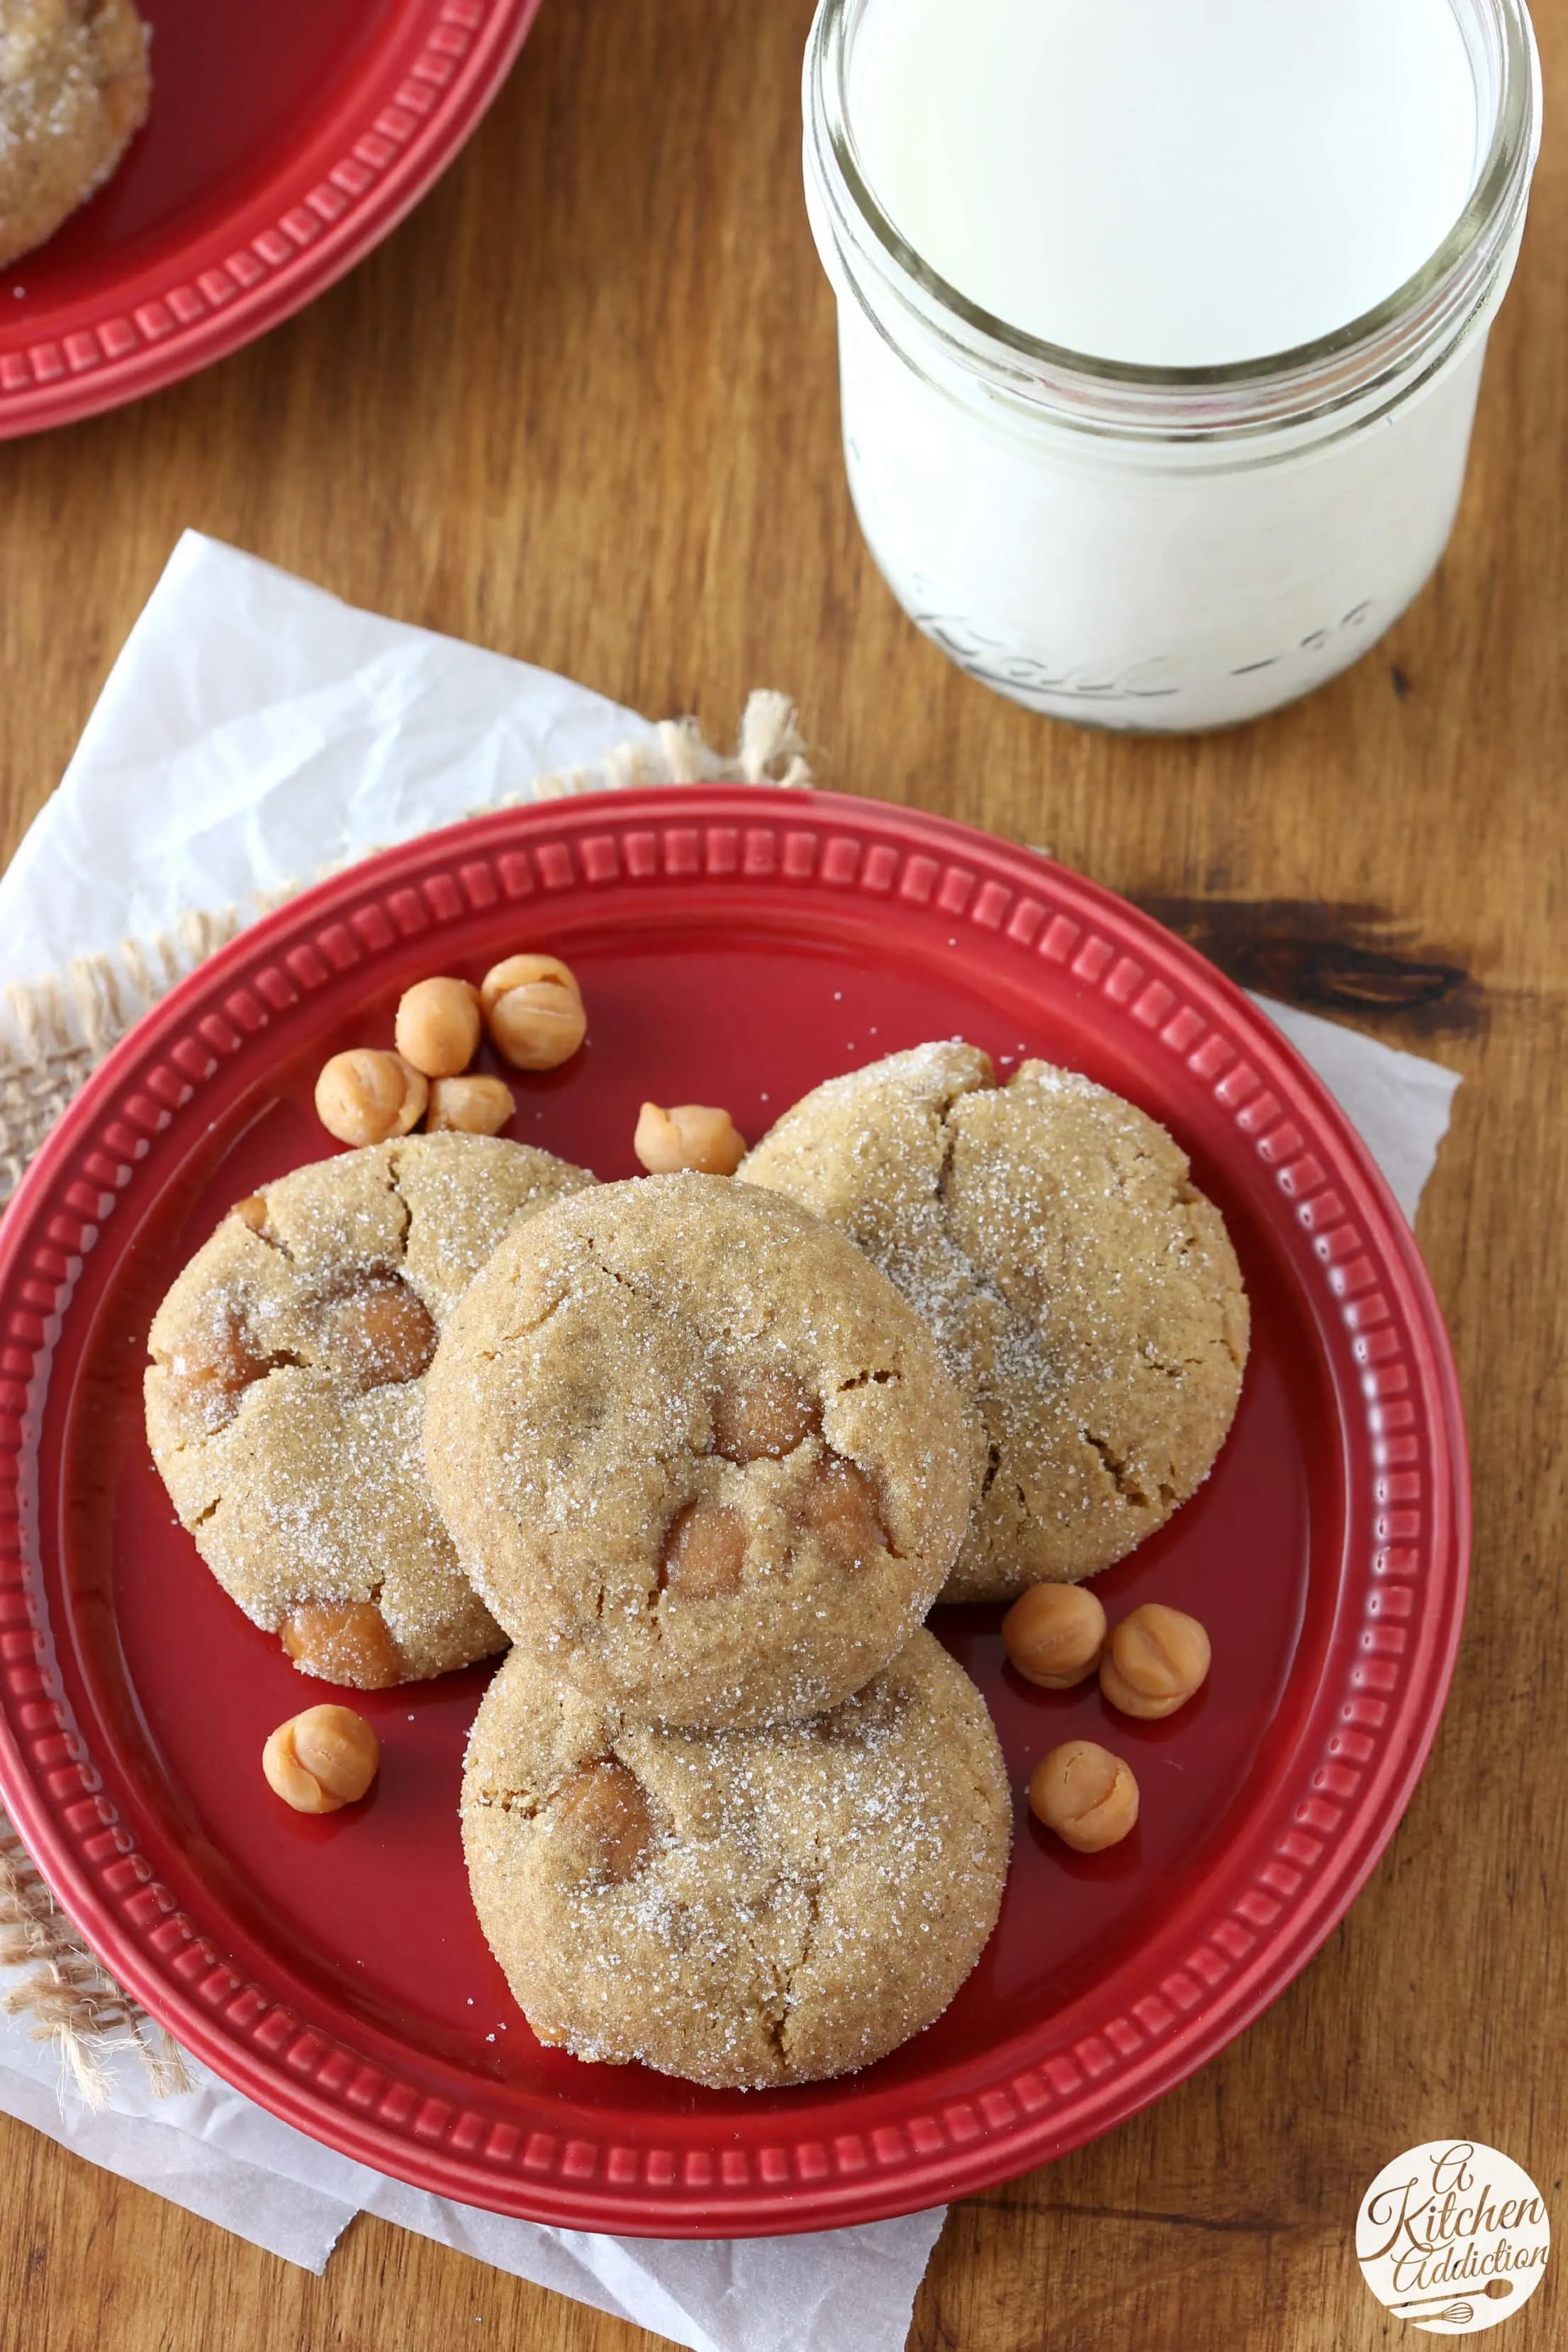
[1,3,1564,2348]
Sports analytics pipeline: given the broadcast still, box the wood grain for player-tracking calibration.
[1,0,1564,2346]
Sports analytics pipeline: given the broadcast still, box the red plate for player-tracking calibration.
[0,789,1467,2234]
[0,0,540,439]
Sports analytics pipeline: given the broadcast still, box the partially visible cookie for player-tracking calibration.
[422,1175,973,1727]
[462,1630,1012,2089]
[0,1,151,272]
[145,1134,595,1687]
[741,1043,1249,1598]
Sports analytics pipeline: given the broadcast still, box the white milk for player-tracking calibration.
[804,0,1542,729]
[846,0,1480,367]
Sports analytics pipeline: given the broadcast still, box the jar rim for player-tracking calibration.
[807,0,1542,429]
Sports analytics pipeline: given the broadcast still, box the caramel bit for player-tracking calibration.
[1029,1740,1139,1852]
[314,1048,427,1146]
[282,1600,404,1689]
[394,976,482,1080]
[230,1195,269,1234]
[481,955,587,1072]
[1002,1583,1107,1689]
[554,1759,654,1883]
[425,1075,515,1136]
[633,1102,746,1176]
[169,1314,272,1421]
[661,1501,746,1600]
[1099,1602,1211,1720]
[797,1455,889,1569]
[710,1373,820,1464]
[262,1704,380,1815]
[319,1277,437,1389]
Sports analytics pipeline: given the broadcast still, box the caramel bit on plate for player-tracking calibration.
[1099,1601,1211,1720]
[425,1075,515,1135]
[314,1048,427,1147]
[1029,1740,1140,1853]
[634,1102,747,1176]
[281,1600,405,1690]
[481,955,586,1072]
[262,1704,380,1815]
[312,953,584,1143]
[1002,1582,1107,1689]
[394,977,482,1079]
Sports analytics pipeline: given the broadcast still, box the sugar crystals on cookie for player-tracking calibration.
[145,1133,595,1688]
[741,1042,1250,1598]
[423,1174,975,1727]
[462,1630,1012,2088]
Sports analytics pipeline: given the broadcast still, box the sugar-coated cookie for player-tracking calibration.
[461,1630,1012,2088]
[145,1135,594,1686]
[422,1175,973,1727]
[0,1,150,271]
[741,1043,1249,1598]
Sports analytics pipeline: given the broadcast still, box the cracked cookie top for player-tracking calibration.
[144,1134,595,1686]
[422,1175,973,1728]
[741,1043,1250,1598]
[461,1629,1011,2088]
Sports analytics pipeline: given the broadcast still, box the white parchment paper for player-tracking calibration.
[0,533,652,1013]
[1250,994,1460,1228]
[0,534,1461,2352]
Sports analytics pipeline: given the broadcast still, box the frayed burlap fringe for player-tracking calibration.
[0,690,810,2096]
[0,1830,192,2105]
[0,692,812,1209]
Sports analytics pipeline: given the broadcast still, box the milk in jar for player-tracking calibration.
[803,0,1543,728]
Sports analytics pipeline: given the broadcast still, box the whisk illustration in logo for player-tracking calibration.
[1357,2142,1550,2334]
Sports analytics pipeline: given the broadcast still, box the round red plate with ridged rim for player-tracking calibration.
[0,0,540,439]
[0,787,1467,2233]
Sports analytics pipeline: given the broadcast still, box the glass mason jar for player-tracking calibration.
[803,0,1542,732]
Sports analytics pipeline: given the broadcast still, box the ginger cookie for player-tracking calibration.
[461,1630,1011,2089]
[741,1043,1249,1598]
[422,1175,973,1727]
[145,1134,594,1687]
[0,1,150,271]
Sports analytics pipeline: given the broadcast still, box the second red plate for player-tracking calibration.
[0,0,541,438]
[0,788,1467,2234]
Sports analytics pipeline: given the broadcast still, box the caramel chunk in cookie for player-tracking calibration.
[661,1502,746,1601]
[463,1633,1011,2088]
[145,1135,595,1687]
[795,1456,888,1569]
[710,1372,819,1463]
[551,1762,655,1884]
[167,1312,275,1425]
[425,1176,971,1727]
[282,1600,405,1691]
[318,1277,438,1389]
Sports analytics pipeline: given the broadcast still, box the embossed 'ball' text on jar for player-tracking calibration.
[802,0,1542,732]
